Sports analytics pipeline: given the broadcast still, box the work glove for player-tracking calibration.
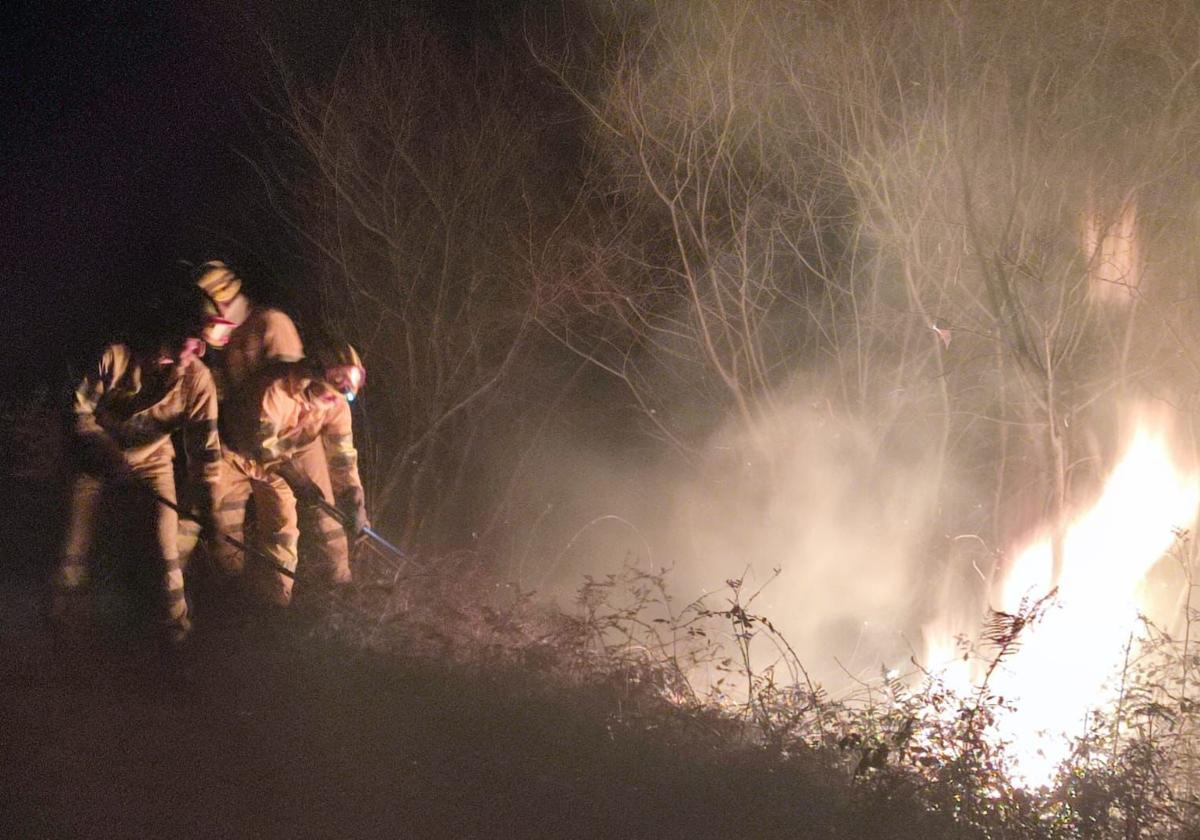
[100,453,139,487]
[336,486,370,536]
[279,463,325,508]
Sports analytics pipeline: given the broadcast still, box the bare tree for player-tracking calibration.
[790,0,1200,568]
[529,2,852,465]
[249,0,1200,583]
[534,0,1200,565]
[254,22,562,546]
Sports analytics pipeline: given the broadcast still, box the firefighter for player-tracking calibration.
[216,341,368,607]
[51,294,221,642]
[192,259,304,400]
[193,258,306,578]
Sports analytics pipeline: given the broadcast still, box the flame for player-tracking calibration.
[926,413,1199,788]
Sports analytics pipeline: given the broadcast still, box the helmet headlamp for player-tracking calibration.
[326,364,365,401]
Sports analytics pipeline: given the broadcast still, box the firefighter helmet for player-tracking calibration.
[191,260,242,346]
[313,341,365,401]
[192,260,243,305]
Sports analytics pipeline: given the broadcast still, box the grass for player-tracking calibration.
[308,542,1200,840]
[6,397,1200,838]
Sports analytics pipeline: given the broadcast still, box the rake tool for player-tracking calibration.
[148,491,296,579]
[267,461,407,567]
[299,488,407,567]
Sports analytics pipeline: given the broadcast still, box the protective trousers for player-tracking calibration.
[54,459,190,634]
[290,438,353,585]
[214,451,300,606]
[214,444,350,607]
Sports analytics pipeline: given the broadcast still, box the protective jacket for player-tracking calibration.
[252,369,362,485]
[214,305,303,400]
[73,345,221,494]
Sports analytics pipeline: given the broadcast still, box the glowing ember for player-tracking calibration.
[928,415,1199,788]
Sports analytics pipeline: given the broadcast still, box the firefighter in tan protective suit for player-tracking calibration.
[51,303,221,641]
[193,260,307,579]
[193,260,304,399]
[216,342,369,606]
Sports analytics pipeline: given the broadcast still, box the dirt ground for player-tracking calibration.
[0,572,975,840]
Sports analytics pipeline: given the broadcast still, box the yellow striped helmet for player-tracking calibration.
[192,260,242,346]
[193,260,242,305]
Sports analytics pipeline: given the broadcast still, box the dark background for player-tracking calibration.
[1,0,531,395]
[6,1,251,392]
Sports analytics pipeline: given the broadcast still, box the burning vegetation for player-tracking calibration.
[9,0,1200,837]
[241,0,1200,832]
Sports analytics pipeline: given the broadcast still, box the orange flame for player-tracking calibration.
[926,413,1199,787]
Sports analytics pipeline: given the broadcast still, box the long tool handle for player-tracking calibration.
[310,495,408,564]
[273,462,410,567]
[358,526,406,561]
[314,497,407,563]
[151,492,296,580]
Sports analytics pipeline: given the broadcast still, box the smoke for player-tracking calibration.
[267,0,1200,699]
[675,393,942,678]
[510,372,957,691]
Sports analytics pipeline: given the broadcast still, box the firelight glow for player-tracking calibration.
[928,415,1200,788]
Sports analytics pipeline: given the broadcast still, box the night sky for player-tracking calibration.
[6,3,245,389]
[2,0,521,394]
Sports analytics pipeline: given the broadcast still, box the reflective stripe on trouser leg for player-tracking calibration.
[54,557,89,590]
[252,472,299,606]
[141,462,189,630]
[177,519,201,572]
[162,555,188,622]
[297,503,352,583]
[292,440,351,583]
[56,474,103,590]
[315,523,351,584]
[213,454,253,574]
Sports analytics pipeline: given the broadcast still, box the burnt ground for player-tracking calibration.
[0,573,976,840]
